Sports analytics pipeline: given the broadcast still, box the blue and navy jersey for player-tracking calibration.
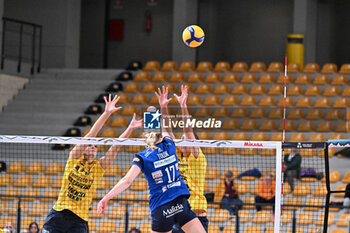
[132,137,190,211]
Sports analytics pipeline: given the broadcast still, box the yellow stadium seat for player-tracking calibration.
[316,121,333,132]
[243,196,255,210]
[322,170,341,183]
[124,82,140,93]
[52,176,63,189]
[115,93,129,104]
[315,213,335,226]
[304,198,322,211]
[313,184,327,197]
[41,190,59,202]
[213,84,230,94]
[131,93,148,104]
[333,184,347,197]
[232,61,248,72]
[111,116,128,127]
[23,188,40,202]
[250,84,266,95]
[104,164,121,177]
[277,74,293,84]
[259,120,276,131]
[7,161,25,173]
[169,72,185,82]
[187,95,203,105]
[206,167,220,179]
[268,108,283,119]
[240,96,257,106]
[305,86,321,96]
[232,132,249,140]
[98,220,117,233]
[309,133,325,141]
[336,214,350,227]
[119,192,138,205]
[140,222,151,233]
[143,60,160,71]
[142,82,158,93]
[221,95,239,106]
[339,63,350,74]
[0,202,9,214]
[239,211,252,223]
[236,181,250,194]
[288,109,304,119]
[333,97,350,108]
[194,107,211,117]
[287,85,303,96]
[204,95,220,106]
[163,83,176,93]
[14,174,33,187]
[342,171,350,183]
[268,85,283,95]
[250,108,266,118]
[249,62,266,72]
[28,203,48,216]
[289,133,306,142]
[208,224,220,233]
[277,97,294,107]
[213,131,230,140]
[187,72,204,82]
[321,63,337,73]
[97,177,110,190]
[161,60,177,71]
[197,131,211,140]
[240,119,257,130]
[259,96,276,106]
[205,72,221,82]
[270,132,283,141]
[214,61,230,72]
[45,162,64,175]
[335,122,350,132]
[100,128,118,137]
[232,84,248,94]
[330,229,347,233]
[277,120,296,131]
[253,210,272,224]
[296,97,313,107]
[210,209,231,222]
[342,86,350,96]
[195,83,212,94]
[26,162,45,174]
[130,206,149,220]
[244,226,261,233]
[196,61,213,72]
[223,225,235,233]
[33,175,52,188]
[306,109,323,120]
[332,75,348,85]
[280,211,292,224]
[267,62,283,72]
[213,107,229,117]
[179,61,195,71]
[329,133,345,140]
[0,174,13,187]
[231,107,248,118]
[134,71,150,82]
[222,73,239,83]
[313,74,330,84]
[295,74,312,84]
[259,73,275,83]
[288,63,300,72]
[241,73,257,83]
[108,206,126,219]
[151,71,168,82]
[297,121,315,132]
[323,86,340,97]
[303,63,320,73]
[284,197,302,210]
[130,179,147,191]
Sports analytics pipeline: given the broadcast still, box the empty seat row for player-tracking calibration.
[134,71,348,85]
[144,60,350,74]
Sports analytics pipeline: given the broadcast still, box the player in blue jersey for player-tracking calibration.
[97,86,206,233]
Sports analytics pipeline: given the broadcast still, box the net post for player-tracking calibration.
[16,198,21,233]
[323,142,330,233]
[124,204,129,233]
[274,141,282,233]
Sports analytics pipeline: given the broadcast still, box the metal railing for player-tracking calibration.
[1,17,42,74]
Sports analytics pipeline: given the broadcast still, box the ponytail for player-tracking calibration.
[145,131,161,150]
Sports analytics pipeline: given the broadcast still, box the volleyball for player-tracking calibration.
[182,25,205,48]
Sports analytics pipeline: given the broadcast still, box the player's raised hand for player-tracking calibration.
[129,113,143,130]
[155,86,171,107]
[97,199,107,215]
[104,94,122,114]
[174,85,188,106]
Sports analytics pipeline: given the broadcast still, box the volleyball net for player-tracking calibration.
[0,135,335,233]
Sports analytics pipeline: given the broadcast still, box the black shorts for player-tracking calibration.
[42,209,88,233]
[151,195,197,232]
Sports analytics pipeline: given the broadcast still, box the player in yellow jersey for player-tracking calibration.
[42,94,142,233]
[160,85,209,232]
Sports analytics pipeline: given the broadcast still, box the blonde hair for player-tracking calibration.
[145,131,161,150]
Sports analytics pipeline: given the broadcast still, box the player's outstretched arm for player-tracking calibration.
[155,86,175,139]
[174,85,199,157]
[97,165,141,214]
[99,113,142,170]
[69,94,122,159]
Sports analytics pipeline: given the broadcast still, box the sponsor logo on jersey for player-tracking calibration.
[167,181,181,189]
[153,155,176,168]
[155,177,163,184]
[162,186,168,192]
[152,170,163,179]
[162,204,184,218]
